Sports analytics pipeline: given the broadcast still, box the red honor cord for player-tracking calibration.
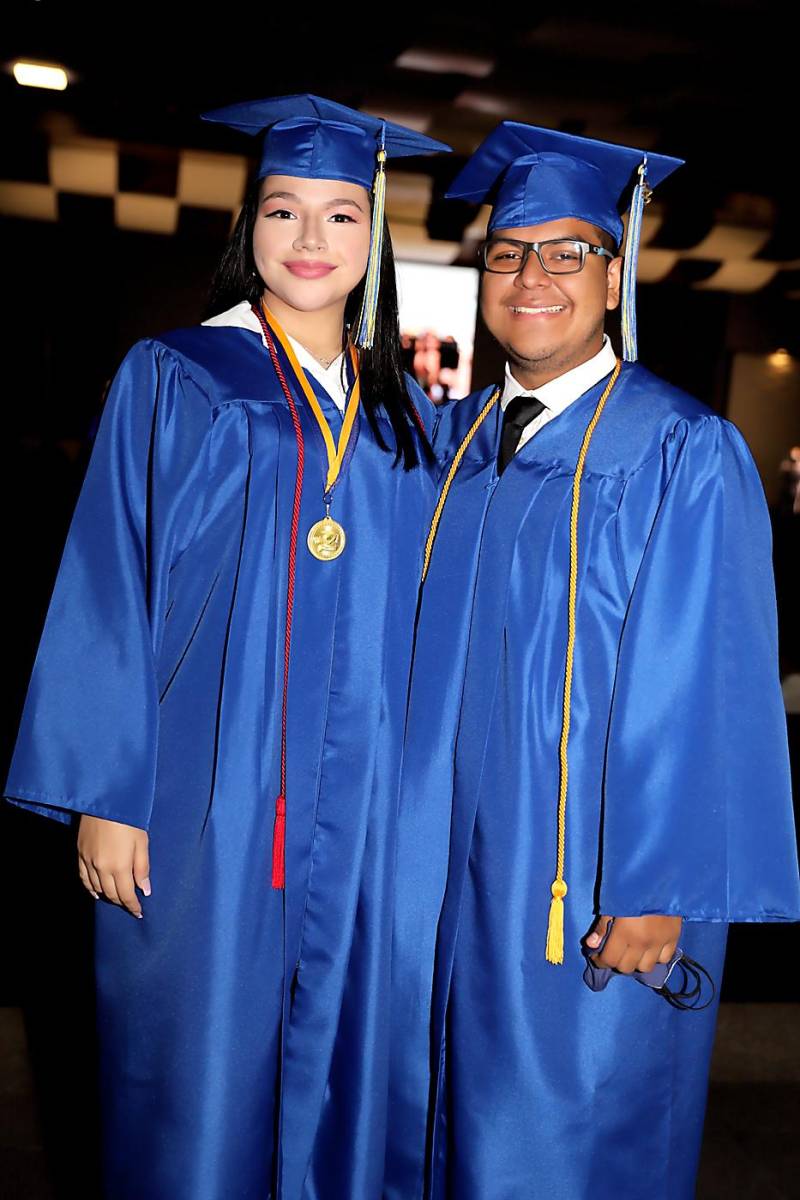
[252,304,306,889]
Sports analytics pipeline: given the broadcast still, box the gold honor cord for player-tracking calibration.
[421,387,502,584]
[546,359,621,963]
[262,303,361,561]
[418,362,622,963]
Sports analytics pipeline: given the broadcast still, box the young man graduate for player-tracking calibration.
[387,123,800,1200]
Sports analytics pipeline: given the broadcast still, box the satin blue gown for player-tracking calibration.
[387,361,800,1200]
[5,316,436,1200]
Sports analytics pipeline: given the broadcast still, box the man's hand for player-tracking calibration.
[77,815,151,918]
[584,915,682,974]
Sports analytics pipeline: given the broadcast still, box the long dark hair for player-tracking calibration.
[205,172,422,469]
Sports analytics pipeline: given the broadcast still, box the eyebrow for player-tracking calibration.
[492,232,589,242]
[260,191,365,213]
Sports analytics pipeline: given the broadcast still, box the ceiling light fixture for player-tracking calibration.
[12,61,69,91]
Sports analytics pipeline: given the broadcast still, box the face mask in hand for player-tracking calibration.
[581,917,716,1011]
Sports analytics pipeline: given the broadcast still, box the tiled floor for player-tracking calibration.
[1,1003,798,1199]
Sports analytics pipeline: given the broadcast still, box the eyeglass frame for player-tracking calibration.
[479,236,616,276]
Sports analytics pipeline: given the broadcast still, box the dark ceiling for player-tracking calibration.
[3,1,797,211]
[2,0,799,365]
[0,3,797,440]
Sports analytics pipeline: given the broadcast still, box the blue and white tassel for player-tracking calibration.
[353,122,387,351]
[621,157,651,363]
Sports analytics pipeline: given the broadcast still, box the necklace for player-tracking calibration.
[311,350,340,370]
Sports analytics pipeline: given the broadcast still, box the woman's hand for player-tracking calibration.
[77,815,151,918]
[584,914,682,974]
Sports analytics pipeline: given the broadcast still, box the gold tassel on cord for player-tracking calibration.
[545,361,621,964]
[545,879,568,964]
[415,360,624,966]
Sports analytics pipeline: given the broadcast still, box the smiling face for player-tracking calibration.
[480,217,622,389]
[252,174,372,324]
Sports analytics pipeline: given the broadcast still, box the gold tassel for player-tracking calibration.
[545,879,568,965]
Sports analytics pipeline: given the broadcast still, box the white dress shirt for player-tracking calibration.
[201,299,347,413]
[499,335,618,454]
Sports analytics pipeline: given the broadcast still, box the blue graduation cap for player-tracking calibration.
[446,122,684,361]
[202,94,451,348]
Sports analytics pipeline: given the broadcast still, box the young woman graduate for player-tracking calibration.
[387,123,800,1200]
[4,94,449,1200]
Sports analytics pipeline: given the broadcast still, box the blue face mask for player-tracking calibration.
[581,917,716,1010]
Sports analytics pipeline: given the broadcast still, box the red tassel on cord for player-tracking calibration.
[253,302,305,894]
[271,794,286,889]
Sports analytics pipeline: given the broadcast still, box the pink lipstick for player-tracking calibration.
[284,260,336,279]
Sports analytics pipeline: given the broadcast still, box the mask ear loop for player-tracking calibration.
[621,156,652,363]
[658,955,716,1011]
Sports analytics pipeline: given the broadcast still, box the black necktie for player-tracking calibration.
[497,394,546,475]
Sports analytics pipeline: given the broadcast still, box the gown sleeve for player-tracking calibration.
[4,339,212,829]
[598,415,800,922]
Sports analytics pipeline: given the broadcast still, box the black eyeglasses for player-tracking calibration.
[480,237,615,275]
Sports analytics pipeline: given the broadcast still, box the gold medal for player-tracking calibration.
[307,515,346,561]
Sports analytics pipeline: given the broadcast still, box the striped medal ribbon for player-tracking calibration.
[262,301,360,561]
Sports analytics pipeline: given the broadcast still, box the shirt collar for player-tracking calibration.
[202,299,263,336]
[500,334,617,416]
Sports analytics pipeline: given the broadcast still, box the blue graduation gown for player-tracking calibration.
[389,361,800,1200]
[5,319,436,1200]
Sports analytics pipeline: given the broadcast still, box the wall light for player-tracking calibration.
[768,348,793,371]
